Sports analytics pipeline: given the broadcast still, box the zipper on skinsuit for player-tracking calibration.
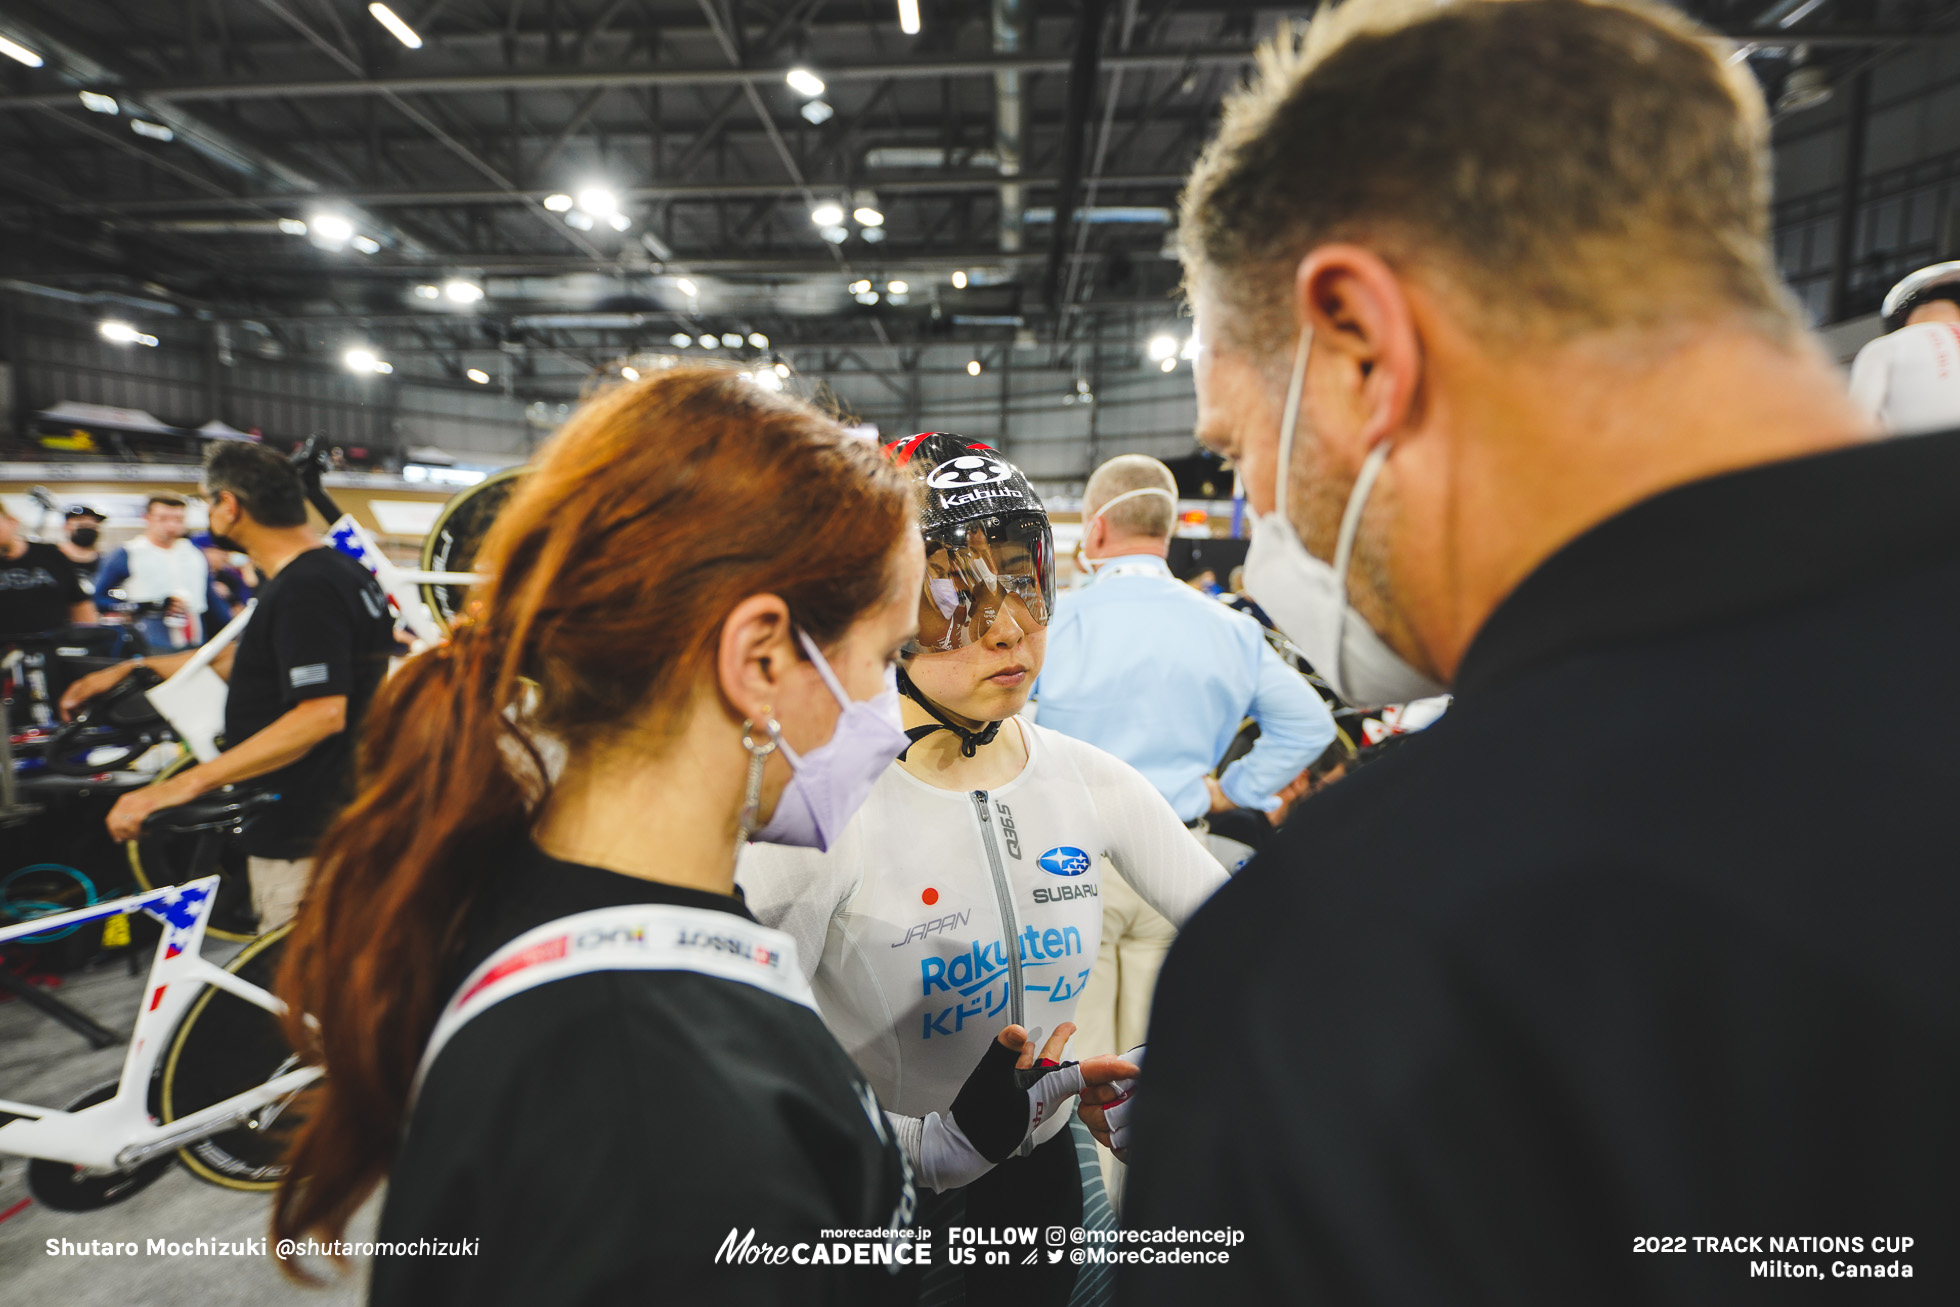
[970,790,1026,1029]
[970,789,1035,1158]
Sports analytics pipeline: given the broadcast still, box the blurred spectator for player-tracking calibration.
[57,504,106,575]
[1,502,96,639]
[95,494,210,649]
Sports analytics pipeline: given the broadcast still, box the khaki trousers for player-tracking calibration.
[247,856,314,935]
[1073,857,1180,1214]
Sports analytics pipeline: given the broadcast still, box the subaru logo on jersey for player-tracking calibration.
[1036,846,1092,877]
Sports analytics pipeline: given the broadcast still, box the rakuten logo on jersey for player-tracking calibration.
[892,909,972,949]
[919,928,1088,1037]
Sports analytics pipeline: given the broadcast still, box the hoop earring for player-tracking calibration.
[736,712,782,840]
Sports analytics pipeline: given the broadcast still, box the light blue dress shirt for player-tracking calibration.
[1032,553,1337,822]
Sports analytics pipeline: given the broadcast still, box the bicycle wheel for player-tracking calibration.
[126,752,259,942]
[25,1079,174,1211]
[419,465,524,633]
[159,925,306,1190]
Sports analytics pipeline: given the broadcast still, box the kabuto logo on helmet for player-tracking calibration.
[926,455,1013,490]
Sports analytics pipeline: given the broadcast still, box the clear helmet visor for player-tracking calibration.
[916,514,1056,651]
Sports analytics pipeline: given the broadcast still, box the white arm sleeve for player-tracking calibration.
[1062,735,1228,926]
[734,828,863,985]
[883,1111,993,1193]
[1848,336,1891,426]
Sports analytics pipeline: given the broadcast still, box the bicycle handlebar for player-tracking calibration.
[288,434,344,523]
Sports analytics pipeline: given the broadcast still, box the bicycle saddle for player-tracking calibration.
[143,788,282,836]
[40,668,173,777]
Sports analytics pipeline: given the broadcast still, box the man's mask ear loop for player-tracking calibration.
[737,710,780,841]
[1274,325,1314,528]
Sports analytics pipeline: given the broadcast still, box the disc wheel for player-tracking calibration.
[126,751,258,942]
[419,466,524,633]
[25,1079,173,1211]
[160,926,306,1190]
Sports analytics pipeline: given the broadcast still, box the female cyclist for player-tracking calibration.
[269,376,1132,1305]
[738,432,1228,1306]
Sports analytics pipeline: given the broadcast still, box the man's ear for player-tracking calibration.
[717,594,797,723]
[1294,244,1424,458]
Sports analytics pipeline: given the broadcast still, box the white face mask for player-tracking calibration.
[1241,328,1446,710]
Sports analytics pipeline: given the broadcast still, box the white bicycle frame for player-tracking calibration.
[325,513,484,646]
[0,876,319,1174]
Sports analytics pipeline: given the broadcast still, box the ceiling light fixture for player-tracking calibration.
[748,332,769,348]
[277,218,308,236]
[1160,357,1177,372]
[671,333,693,348]
[951,270,968,289]
[849,279,872,294]
[676,277,699,297]
[699,334,718,349]
[99,320,158,347]
[621,366,640,381]
[800,100,834,125]
[855,291,880,305]
[887,281,908,295]
[967,359,982,376]
[854,207,885,227]
[368,3,424,49]
[576,187,619,217]
[543,193,574,212]
[345,347,384,373]
[414,284,440,299]
[811,202,845,227]
[861,227,886,243]
[774,362,790,378]
[898,0,922,35]
[351,234,381,254]
[130,120,174,142]
[786,68,826,98]
[444,280,484,304]
[563,210,595,230]
[1148,334,1178,361]
[79,91,120,115]
[607,212,631,231]
[0,35,43,67]
[721,332,743,347]
[467,368,491,384]
[309,213,354,245]
[820,225,850,244]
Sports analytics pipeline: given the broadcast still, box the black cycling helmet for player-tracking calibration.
[883,432,1055,758]
[883,432,1056,654]
[1881,261,1960,333]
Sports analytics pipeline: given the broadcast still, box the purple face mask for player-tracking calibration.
[749,630,908,850]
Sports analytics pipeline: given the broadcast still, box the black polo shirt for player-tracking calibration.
[1124,431,1960,1303]
[222,546,393,858]
[0,541,86,638]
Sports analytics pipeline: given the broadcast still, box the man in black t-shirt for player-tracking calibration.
[64,444,394,932]
[0,502,96,638]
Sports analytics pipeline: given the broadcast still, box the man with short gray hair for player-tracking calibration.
[1102,0,1955,1300]
[1036,454,1333,1207]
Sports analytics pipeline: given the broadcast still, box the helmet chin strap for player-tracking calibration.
[895,666,1003,760]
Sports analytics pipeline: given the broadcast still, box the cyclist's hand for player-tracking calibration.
[1077,1044,1145,1159]
[1204,775,1234,814]
[60,662,137,721]
[106,776,193,843]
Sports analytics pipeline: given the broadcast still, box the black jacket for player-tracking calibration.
[371,846,918,1306]
[1124,433,1960,1303]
